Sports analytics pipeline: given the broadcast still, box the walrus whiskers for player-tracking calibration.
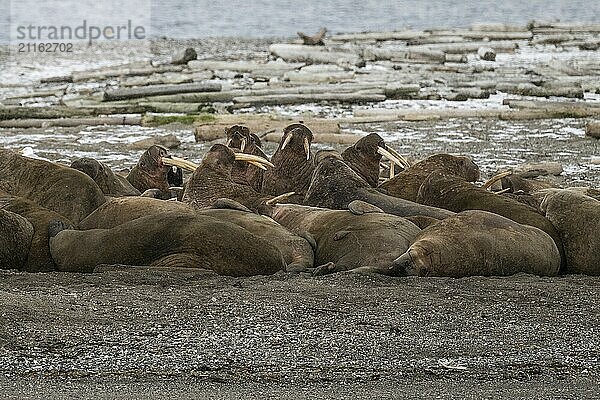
[481,171,513,190]
[265,191,296,206]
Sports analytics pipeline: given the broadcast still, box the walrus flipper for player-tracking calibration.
[211,198,252,213]
[348,200,384,215]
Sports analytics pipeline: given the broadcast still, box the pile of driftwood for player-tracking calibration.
[1,21,599,143]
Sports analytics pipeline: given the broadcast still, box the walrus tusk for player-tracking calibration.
[280,133,293,150]
[234,153,275,168]
[390,160,395,178]
[240,137,247,152]
[386,146,411,169]
[247,160,268,170]
[303,137,310,160]
[377,147,405,169]
[494,187,512,195]
[265,191,296,206]
[481,171,512,190]
[162,156,198,172]
[225,138,232,147]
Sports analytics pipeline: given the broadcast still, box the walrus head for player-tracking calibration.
[341,133,409,187]
[225,125,251,152]
[420,154,480,183]
[390,243,437,277]
[127,145,183,197]
[71,157,102,180]
[279,123,313,161]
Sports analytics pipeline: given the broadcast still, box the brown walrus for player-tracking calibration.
[262,123,314,203]
[391,210,561,277]
[0,190,73,271]
[49,211,286,276]
[416,171,565,265]
[303,151,454,220]
[77,196,314,272]
[378,153,480,201]
[0,148,105,224]
[226,125,268,192]
[126,145,184,199]
[272,200,421,275]
[71,157,140,197]
[540,190,600,275]
[341,133,407,188]
[181,144,275,214]
[0,208,34,270]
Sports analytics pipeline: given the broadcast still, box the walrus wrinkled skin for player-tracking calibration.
[126,145,183,199]
[77,196,314,272]
[378,154,480,201]
[0,208,34,270]
[50,212,286,276]
[304,151,454,220]
[182,144,274,214]
[226,125,268,192]
[71,157,141,197]
[341,133,386,187]
[0,190,72,271]
[540,190,600,275]
[416,171,565,266]
[0,148,105,224]
[272,200,421,275]
[262,123,314,203]
[391,210,560,278]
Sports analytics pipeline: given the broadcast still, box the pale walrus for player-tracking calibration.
[71,157,141,197]
[49,212,286,276]
[180,144,275,214]
[416,170,565,266]
[0,208,34,270]
[391,210,561,277]
[540,190,600,275]
[226,125,268,192]
[262,123,314,203]
[378,153,480,202]
[0,190,73,272]
[0,148,106,224]
[272,200,421,275]
[126,145,184,199]
[76,196,314,272]
[304,151,454,220]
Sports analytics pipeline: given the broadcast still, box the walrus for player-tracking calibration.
[49,211,286,276]
[341,133,408,187]
[180,144,276,214]
[226,125,268,192]
[77,196,314,272]
[0,148,105,224]
[416,171,565,264]
[262,123,314,203]
[378,153,480,202]
[0,190,73,271]
[126,145,184,199]
[303,151,454,220]
[71,157,141,197]
[0,208,34,270]
[391,210,561,277]
[272,200,421,275]
[540,190,600,275]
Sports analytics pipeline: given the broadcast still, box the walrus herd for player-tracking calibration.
[1,123,598,278]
